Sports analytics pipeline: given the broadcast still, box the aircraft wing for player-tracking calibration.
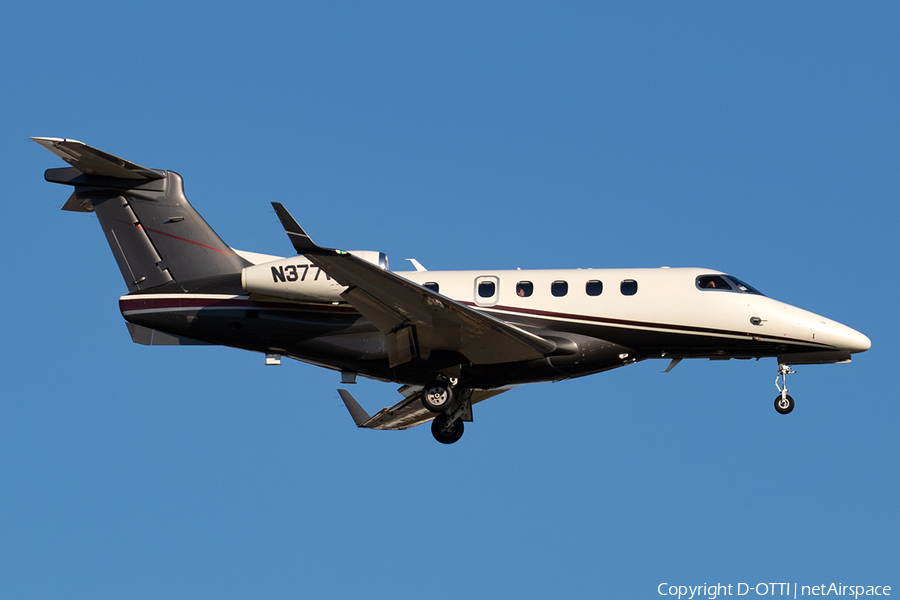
[339,387,512,430]
[271,203,557,368]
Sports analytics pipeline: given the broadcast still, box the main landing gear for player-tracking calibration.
[774,363,796,415]
[432,413,464,444]
[423,377,471,444]
[422,379,454,412]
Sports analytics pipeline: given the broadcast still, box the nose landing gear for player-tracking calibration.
[774,363,796,414]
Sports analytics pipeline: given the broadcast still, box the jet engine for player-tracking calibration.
[241,252,387,302]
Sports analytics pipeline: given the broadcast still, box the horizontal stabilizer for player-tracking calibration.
[32,137,165,180]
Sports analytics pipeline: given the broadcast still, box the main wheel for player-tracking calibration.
[422,380,454,412]
[431,413,465,444]
[774,394,794,415]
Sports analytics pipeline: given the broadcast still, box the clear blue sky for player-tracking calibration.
[2,2,897,598]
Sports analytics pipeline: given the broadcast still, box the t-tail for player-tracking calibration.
[34,137,250,291]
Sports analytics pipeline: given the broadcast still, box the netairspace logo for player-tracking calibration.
[657,583,892,600]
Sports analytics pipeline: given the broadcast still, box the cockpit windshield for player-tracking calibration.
[697,275,732,290]
[727,276,764,295]
[696,274,764,296]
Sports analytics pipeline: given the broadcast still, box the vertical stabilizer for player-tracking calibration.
[35,138,250,291]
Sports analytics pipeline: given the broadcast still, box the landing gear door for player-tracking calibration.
[474,275,500,307]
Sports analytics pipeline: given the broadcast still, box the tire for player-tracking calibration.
[422,380,454,412]
[431,413,465,444]
[774,394,794,415]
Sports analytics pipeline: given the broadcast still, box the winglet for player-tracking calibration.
[661,358,682,373]
[338,389,371,427]
[271,202,318,254]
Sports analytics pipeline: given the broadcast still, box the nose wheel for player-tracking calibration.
[774,363,796,414]
[774,393,795,414]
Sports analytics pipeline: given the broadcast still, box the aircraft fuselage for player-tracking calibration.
[120,266,869,389]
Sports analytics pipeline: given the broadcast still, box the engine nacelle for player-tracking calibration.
[345,251,389,271]
[241,252,388,302]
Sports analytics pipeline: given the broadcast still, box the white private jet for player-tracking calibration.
[34,137,871,444]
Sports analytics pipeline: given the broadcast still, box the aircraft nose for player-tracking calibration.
[848,329,871,353]
[799,307,871,354]
[825,322,871,354]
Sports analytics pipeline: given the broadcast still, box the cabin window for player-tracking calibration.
[551,281,568,297]
[620,279,638,296]
[516,281,533,298]
[697,275,732,291]
[586,280,603,296]
[474,275,500,307]
[424,282,439,293]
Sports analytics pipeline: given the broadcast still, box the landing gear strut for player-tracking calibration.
[774,363,796,415]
